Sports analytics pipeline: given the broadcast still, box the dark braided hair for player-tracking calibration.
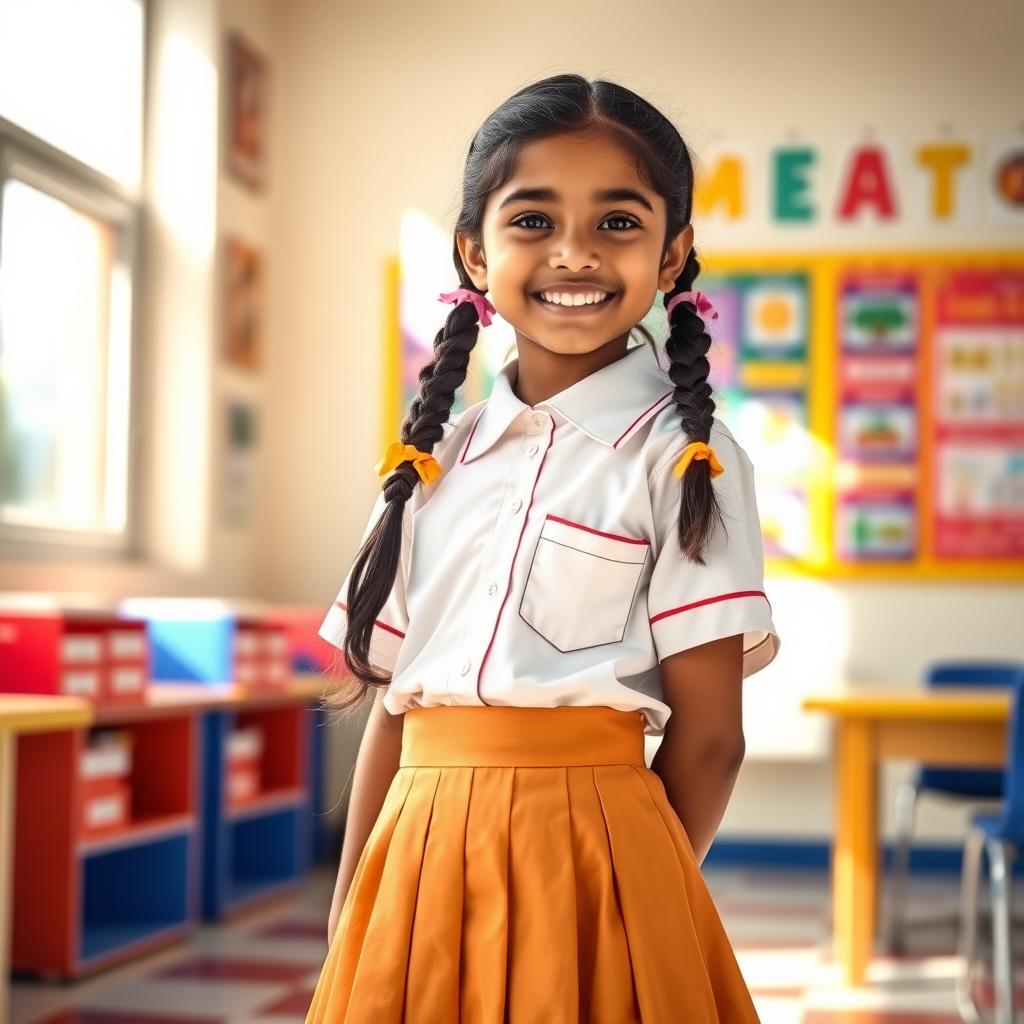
[325,73,723,711]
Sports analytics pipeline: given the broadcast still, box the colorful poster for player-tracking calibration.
[834,272,921,561]
[931,268,1024,558]
[701,273,812,560]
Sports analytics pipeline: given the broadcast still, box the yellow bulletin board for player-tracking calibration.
[701,250,1024,581]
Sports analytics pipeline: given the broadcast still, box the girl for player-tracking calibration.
[306,73,781,1023]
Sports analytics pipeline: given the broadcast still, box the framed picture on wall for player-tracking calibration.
[223,236,263,373]
[221,398,259,529]
[226,31,268,192]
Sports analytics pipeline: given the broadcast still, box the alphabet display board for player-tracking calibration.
[700,251,1024,579]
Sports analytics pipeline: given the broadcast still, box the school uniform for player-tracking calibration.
[306,339,781,1023]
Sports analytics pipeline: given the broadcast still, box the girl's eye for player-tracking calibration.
[509,213,641,232]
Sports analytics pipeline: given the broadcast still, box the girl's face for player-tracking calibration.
[458,130,692,358]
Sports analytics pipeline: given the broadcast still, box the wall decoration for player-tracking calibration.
[221,399,258,529]
[223,236,263,373]
[226,32,267,192]
[930,267,1024,559]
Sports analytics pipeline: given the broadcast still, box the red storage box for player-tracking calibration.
[0,594,150,706]
[225,726,263,808]
[79,730,133,839]
[261,625,291,690]
[234,619,264,692]
[233,620,290,692]
[103,619,149,704]
[81,777,131,838]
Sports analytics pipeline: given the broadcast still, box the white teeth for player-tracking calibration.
[539,290,611,306]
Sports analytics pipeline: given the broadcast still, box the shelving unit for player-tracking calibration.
[9,675,328,979]
[201,698,314,919]
[11,709,200,979]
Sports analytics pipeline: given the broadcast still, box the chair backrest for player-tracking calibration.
[917,661,1024,799]
[927,661,1024,689]
[998,674,1024,843]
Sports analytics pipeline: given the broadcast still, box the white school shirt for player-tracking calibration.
[319,339,781,737]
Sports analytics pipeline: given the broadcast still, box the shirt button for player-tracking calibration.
[460,659,472,675]
[487,582,498,596]
[531,413,547,428]
[527,444,539,457]
[511,498,523,514]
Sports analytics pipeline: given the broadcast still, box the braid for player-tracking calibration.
[663,247,725,566]
[323,280,484,712]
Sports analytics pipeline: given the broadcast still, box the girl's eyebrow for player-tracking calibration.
[498,186,654,213]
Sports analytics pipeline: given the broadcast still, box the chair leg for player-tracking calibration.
[883,780,919,953]
[956,825,985,1024]
[987,839,1017,1024]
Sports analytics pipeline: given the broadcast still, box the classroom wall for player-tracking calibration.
[261,0,1024,844]
[0,0,277,602]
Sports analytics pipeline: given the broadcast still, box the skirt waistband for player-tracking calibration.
[398,705,646,767]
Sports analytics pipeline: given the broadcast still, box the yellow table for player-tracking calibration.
[0,695,93,1018]
[802,688,1012,987]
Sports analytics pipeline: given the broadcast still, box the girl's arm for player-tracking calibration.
[650,632,746,865]
[327,685,405,946]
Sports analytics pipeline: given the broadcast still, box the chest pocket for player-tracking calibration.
[519,514,649,652]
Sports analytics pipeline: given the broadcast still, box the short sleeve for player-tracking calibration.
[317,489,411,674]
[646,428,781,677]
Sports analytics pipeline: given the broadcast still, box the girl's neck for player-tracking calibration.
[510,335,632,408]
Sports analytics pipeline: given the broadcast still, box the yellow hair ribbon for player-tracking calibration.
[375,441,443,485]
[672,440,725,479]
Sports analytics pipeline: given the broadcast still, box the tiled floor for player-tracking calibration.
[10,866,1024,1023]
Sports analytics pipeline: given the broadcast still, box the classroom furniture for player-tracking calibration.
[956,678,1024,1024]
[802,687,1012,987]
[7,675,327,982]
[882,662,1024,954]
[199,681,321,919]
[0,695,93,1021]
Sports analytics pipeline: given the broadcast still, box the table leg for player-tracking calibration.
[0,730,14,1020]
[832,717,879,987]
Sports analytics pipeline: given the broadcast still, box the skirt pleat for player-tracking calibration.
[305,706,759,1024]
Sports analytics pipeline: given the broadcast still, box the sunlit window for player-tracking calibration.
[0,173,135,548]
[0,0,144,189]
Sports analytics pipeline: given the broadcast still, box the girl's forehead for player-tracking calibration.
[507,132,647,187]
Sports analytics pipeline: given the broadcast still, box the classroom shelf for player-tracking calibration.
[80,831,193,964]
[8,675,328,979]
[200,700,315,919]
[11,711,201,979]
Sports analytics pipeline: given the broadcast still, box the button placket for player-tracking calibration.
[449,411,551,705]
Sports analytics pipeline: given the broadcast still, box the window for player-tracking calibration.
[0,0,145,557]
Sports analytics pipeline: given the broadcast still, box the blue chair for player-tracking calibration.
[882,662,1024,954]
[956,675,1024,1024]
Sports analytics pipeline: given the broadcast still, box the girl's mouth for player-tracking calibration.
[530,291,620,316]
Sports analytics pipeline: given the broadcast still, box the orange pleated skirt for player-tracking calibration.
[304,705,760,1023]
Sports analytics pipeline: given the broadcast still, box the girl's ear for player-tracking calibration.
[658,223,694,292]
[456,231,488,291]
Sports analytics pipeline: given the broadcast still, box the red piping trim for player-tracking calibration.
[612,390,674,448]
[334,601,405,639]
[459,406,486,463]
[475,420,557,704]
[650,590,769,624]
[545,513,649,546]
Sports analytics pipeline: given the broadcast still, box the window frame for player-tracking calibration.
[0,113,146,562]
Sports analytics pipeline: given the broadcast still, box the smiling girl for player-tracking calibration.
[306,73,780,1023]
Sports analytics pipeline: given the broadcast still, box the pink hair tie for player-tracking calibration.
[438,287,497,327]
[666,289,719,324]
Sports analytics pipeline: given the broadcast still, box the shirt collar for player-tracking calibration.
[459,341,676,464]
